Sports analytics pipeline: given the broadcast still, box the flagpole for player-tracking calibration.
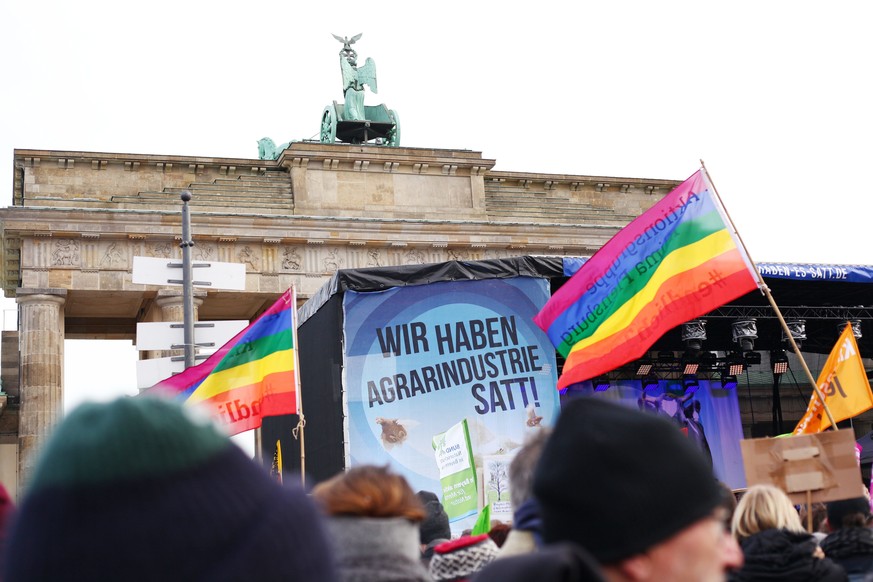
[699,160,838,431]
[288,286,307,487]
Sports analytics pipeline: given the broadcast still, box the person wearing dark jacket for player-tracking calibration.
[821,496,873,582]
[729,484,846,582]
[417,490,452,568]
[530,398,743,582]
[731,528,847,582]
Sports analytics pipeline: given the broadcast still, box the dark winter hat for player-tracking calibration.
[3,397,337,582]
[430,534,499,581]
[533,398,722,564]
[419,497,451,544]
[418,489,440,504]
[826,496,871,529]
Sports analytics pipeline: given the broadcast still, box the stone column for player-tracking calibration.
[16,288,66,489]
[153,289,204,358]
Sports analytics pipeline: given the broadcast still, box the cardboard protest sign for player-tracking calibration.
[740,430,862,504]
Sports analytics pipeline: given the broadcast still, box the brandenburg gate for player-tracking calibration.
[0,141,677,494]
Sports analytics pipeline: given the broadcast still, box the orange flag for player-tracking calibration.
[794,323,873,434]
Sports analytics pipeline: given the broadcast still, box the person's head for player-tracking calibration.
[718,482,738,525]
[509,428,551,511]
[429,534,500,581]
[312,464,425,522]
[731,484,804,542]
[417,490,451,546]
[488,521,511,548]
[3,396,335,581]
[533,397,742,582]
[825,496,871,531]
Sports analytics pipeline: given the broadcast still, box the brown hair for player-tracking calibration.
[488,522,511,548]
[312,465,426,522]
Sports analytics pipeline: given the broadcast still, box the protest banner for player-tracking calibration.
[342,276,561,500]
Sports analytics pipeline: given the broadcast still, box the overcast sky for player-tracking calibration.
[1,1,871,419]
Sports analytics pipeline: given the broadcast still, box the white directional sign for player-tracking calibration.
[132,256,246,290]
[136,320,248,351]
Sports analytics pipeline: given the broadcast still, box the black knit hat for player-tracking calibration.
[533,398,722,564]
[826,496,871,529]
[3,397,337,582]
[418,493,451,544]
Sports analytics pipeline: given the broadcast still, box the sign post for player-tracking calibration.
[180,190,196,368]
[131,191,247,386]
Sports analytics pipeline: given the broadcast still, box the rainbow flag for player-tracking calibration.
[535,169,759,389]
[146,288,298,435]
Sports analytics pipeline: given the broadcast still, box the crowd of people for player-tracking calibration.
[0,395,871,581]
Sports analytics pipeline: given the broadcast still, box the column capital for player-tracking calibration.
[15,288,67,305]
[154,289,205,308]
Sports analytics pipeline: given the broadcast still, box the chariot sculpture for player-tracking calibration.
[257,33,400,160]
[320,33,400,147]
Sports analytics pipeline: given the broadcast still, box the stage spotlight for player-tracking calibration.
[720,374,738,390]
[682,359,700,375]
[681,320,707,351]
[771,349,789,375]
[838,320,863,339]
[593,377,610,391]
[681,350,700,375]
[683,374,700,393]
[727,352,746,376]
[643,373,660,391]
[782,319,806,349]
[657,350,675,363]
[635,361,653,376]
[731,319,758,351]
[744,351,762,365]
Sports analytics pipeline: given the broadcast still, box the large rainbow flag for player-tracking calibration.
[535,169,759,389]
[146,288,298,435]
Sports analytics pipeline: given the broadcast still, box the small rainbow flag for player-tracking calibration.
[146,288,298,435]
[535,169,759,389]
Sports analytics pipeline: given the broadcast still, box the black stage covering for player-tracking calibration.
[263,256,873,482]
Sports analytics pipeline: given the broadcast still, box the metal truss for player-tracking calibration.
[706,305,873,320]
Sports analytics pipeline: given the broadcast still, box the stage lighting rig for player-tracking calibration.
[681,320,707,351]
[731,319,758,351]
[782,319,806,349]
[771,350,789,376]
[720,374,738,390]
